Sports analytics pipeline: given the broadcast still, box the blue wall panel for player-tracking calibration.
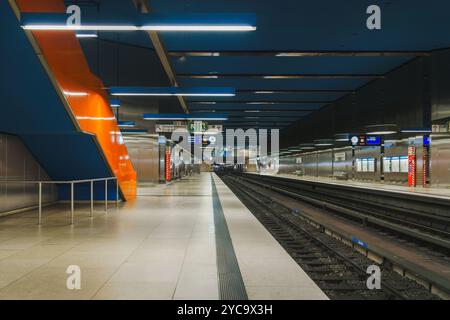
[0,1,118,200]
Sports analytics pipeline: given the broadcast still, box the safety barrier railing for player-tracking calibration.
[0,177,119,225]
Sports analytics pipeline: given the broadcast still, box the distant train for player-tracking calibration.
[212,163,245,174]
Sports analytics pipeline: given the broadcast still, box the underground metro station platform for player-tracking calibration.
[1,0,450,311]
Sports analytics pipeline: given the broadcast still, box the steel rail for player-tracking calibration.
[223,175,410,299]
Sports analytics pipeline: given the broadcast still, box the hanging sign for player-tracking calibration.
[350,135,381,146]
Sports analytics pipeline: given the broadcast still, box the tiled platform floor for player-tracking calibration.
[0,173,326,300]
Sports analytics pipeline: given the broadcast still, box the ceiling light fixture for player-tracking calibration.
[22,25,138,31]
[313,139,334,147]
[76,33,98,38]
[400,128,432,133]
[298,143,316,151]
[334,133,351,142]
[141,26,255,31]
[109,99,121,107]
[21,13,256,32]
[365,124,398,135]
[63,91,88,96]
[76,116,115,121]
[118,121,136,127]
[246,102,276,105]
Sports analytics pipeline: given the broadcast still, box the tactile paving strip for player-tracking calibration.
[211,175,248,300]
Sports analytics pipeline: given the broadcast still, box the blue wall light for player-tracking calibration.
[109,98,121,107]
[118,121,135,127]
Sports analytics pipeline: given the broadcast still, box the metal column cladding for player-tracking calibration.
[408,146,417,187]
[165,148,171,182]
[14,0,137,200]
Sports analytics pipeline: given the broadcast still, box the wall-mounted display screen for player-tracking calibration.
[366,136,381,146]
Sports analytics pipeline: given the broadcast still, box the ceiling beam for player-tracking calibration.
[189,106,318,111]
[188,101,330,104]
[133,0,189,114]
[237,89,354,93]
[168,51,430,57]
[178,74,384,79]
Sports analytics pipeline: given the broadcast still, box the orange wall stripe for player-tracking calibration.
[15,0,137,199]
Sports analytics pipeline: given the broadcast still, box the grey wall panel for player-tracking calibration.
[354,146,381,182]
[317,150,333,177]
[281,57,428,148]
[159,144,165,182]
[0,135,6,212]
[333,147,353,179]
[430,134,450,187]
[0,133,57,214]
[384,139,409,184]
[431,49,450,122]
[303,152,318,177]
[279,154,301,175]
[124,135,160,184]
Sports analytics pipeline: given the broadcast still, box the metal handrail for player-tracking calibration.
[0,177,119,225]
[0,177,118,184]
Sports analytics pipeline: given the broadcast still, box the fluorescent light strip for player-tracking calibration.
[143,117,227,121]
[246,102,276,105]
[23,25,138,31]
[22,25,255,32]
[76,34,98,38]
[77,116,115,121]
[401,129,432,133]
[144,118,228,121]
[141,25,256,31]
[112,93,234,97]
[63,91,88,96]
[366,131,397,135]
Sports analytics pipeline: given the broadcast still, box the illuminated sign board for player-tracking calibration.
[366,136,381,145]
[350,135,381,147]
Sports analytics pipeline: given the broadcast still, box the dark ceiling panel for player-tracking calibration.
[153,0,450,51]
[171,56,412,75]
[73,0,450,129]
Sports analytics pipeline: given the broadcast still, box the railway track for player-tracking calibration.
[236,173,450,253]
[221,173,438,300]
